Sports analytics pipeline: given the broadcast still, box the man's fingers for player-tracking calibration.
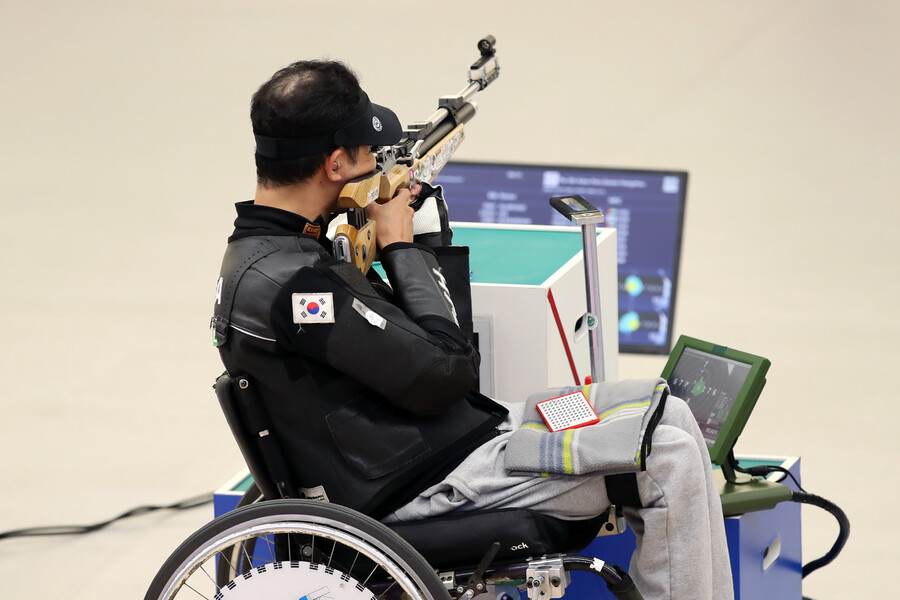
[391,186,412,204]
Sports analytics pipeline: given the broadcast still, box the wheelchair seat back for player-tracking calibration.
[214,372,296,501]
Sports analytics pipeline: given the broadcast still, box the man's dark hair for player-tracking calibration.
[251,60,362,188]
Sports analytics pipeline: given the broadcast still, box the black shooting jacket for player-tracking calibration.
[211,201,506,518]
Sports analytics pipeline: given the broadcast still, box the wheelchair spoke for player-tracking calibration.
[248,552,270,567]
[237,536,263,570]
[216,546,241,589]
[375,579,397,600]
[361,564,378,588]
[241,541,253,569]
[348,550,359,574]
[262,533,275,557]
[217,547,237,575]
[197,563,218,590]
[181,580,211,599]
[327,538,337,568]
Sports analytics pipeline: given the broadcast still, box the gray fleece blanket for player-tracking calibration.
[504,378,668,475]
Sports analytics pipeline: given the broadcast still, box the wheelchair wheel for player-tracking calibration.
[144,499,449,600]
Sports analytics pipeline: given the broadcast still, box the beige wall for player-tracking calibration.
[1,1,897,597]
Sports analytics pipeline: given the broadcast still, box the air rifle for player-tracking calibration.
[333,35,500,274]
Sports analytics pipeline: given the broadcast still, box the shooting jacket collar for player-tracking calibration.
[231,200,329,245]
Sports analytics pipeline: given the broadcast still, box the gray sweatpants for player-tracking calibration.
[386,397,734,600]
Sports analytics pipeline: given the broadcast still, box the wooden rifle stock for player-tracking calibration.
[333,36,499,274]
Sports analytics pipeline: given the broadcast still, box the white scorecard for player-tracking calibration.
[536,391,600,432]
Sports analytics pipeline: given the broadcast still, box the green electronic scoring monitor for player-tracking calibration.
[660,335,771,466]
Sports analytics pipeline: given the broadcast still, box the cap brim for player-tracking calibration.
[366,101,403,146]
[334,96,403,148]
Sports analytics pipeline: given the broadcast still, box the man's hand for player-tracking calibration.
[366,184,420,248]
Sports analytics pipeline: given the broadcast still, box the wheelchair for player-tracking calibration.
[143,374,644,600]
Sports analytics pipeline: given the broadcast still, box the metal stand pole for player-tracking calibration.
[581,223,605,383]
[549,194,608,385]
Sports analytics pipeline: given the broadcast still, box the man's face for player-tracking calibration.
[343,145,377,180]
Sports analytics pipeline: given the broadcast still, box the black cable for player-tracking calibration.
[734,461,808,493]
[791,490,850,578]
[0,492,213,540]
[731,458,850,580]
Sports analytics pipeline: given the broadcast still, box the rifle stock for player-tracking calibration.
[333,220,376,273]
[334,36,499,273]
[337,123,467,209]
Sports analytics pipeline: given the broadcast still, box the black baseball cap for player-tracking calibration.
[254,90,402,159]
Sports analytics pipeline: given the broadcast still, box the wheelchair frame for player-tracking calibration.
[142,375,643,600]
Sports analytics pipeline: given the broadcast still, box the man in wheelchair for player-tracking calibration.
[208,59,733,600]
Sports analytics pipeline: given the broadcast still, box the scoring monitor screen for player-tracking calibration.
[434,161,688,353]
[666,348,752,448]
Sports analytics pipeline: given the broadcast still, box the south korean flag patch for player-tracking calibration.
[292,293,335,324]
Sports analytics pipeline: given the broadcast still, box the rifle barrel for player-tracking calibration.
[418,102,477,156]
[403,36,497,158]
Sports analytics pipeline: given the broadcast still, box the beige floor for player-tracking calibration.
[1,1,897,598]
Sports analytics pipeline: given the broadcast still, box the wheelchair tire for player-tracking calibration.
[144,499,449,600]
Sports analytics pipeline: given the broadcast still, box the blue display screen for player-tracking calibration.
[434,161,688,354]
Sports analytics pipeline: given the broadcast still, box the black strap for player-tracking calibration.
[254,92,371,158]
[605,472,642,509]
[609,387,669,509]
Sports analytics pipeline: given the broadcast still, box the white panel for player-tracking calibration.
[471,228,619,403]
[471,284,546,404]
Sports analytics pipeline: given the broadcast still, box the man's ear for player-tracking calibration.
[324,147,349,183]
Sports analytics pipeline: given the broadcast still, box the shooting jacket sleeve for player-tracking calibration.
[269,245,479,416]
[379,242,463,339]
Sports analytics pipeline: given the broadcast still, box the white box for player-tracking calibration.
[453,224,619,404]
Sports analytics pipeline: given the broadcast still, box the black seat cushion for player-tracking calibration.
[385,508,607,568]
